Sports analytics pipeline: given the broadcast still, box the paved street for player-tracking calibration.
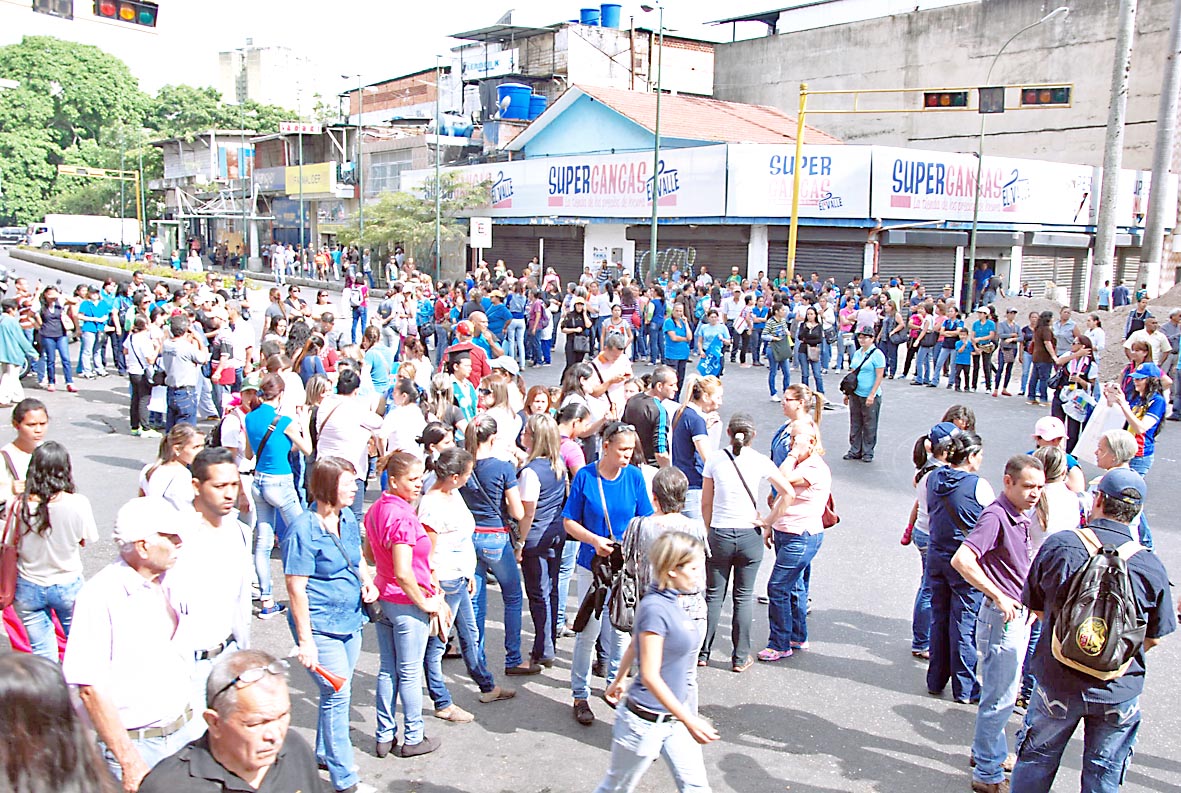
[2,245,1179,792]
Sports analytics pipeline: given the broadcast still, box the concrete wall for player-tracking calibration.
[713,0,1172,170]
[584,223,634,274]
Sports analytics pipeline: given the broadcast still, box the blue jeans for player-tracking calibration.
[556,539,579,628]
[766,531,824,651]
[926,552,982,701]
[914,345,934,384]
[472,530,525,669]
[306,629,361,791]
[433,326,450,367]
[13,575,83,660]
[525,329,542,365]
[647,323,664,363]
[374,600,430,747]
[592,704,710,793]
[911,528,932,652]
[633,321,648,361]
[794,352,825,393]
[972,600,1032,784]
[935,346,956,385]
[522,549,562,663]
[165,386,197,430]
[252,472,304,600]
[79,330,103,375]
[767,356,791,396]
[424,578,496,709]
[1020,351,1034,394]
[1010,689,1139,793]
[350,307,367,345]
[1128,454,1154,549]
[107,331,127,373]
[506,318,526,369]
[570,566,626,701]
[1030,362,1052,403]
[101,728,191,782]
[1020,618,1043,701]
[24,329,44,380]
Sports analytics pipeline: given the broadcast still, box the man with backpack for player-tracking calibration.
[1010,468,1174,793]
[950,454,1045,793]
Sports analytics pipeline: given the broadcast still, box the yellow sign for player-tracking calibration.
[285,162,335,196]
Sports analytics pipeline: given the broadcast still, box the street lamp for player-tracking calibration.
[342,73,365,246]
[641,2,663,284]
[966,6,1069,305]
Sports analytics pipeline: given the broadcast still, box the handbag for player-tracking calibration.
[1048,366,1070,391]
[0,502,23,610]
[839,348,876,396]
[821,494,840,529]
[572,333,591,353]
[770,333,793,363]
[598,468,638,633]
[806,344,821,363]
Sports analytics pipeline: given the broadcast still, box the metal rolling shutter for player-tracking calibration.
[542,234,586,286]
[768,238,788,276]
[1022,249,1088,308]
[634,239,748,281]
[877,247,957,293]
[791,242,864,287]
[479,228,540,273]
[1115,249,1141,287]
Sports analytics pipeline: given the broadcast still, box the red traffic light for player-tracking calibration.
[93,0,157,26]
[923,91,968,109]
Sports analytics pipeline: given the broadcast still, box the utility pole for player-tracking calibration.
[1142,0,1181,297]
[1091,0,1138,309]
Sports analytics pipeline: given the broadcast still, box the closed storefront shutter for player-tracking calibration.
[633,226,749,281]
[474,226,585,286]
[1115,249,1141,287]
[878,247,957,294]
[542,236,586,286]
[1022,248,1088,308]
[791,242,864,288]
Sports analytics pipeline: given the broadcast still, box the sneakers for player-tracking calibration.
[732,656,755,673]
[141,428,163,439]
[970,781,1010,793]
[573,699,594,725]
[66,384,78,393]
[756,648,793,662]
[257,602,286,620]
[130,428,141,437]
[769,394,781,402]
[46,383,57,392]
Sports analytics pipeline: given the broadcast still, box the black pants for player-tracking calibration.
[738,330,752,364]
[726,321,738,362]
[669,358,688,401]
[971,351,994,391]
[996,351,1016,390]
[701,526,764,666]
[901,339,917,377]
[129,373,151,431]
[847,393,881,459]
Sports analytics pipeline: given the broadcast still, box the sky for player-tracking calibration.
[1,0,773,101]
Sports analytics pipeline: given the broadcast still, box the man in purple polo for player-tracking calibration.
[952,454,1046,793]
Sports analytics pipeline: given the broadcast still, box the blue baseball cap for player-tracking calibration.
[1130,362,1162,379]
[1096,468,1146,505]
[929,421,958,448]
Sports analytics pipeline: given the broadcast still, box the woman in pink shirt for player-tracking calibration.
[364,451,448,759]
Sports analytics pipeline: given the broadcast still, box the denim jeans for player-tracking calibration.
[522,549,562,662]
[42,335,74,385]
[1030,362,1052,403]
[911,528,932,652]
[935,346,956,385]
[1020,617,1043,702]
[506,318,527,369]
[374,600,430,747]
[101,728,191,782]
[927,552,982,701]
[701,526,765,665]
[107,331,127,373]
[433,326,450,367]
[766,531,823,652]
[79,330,102,375]
[767,356,791,396]
[682,488,703,521]
[472,530,525,669]
[525,329,542,365]
[306,629,361,791]
[1010,688,1139,793]
[633,322,648,361]
[972,600,1032,784]
[165,386,197,430]
[24,329,44,380]
[795,352,824,393]
[571,566,626,701]
[556,539,580,628]
[252,472,304,600]
[592,704,710,793]
[1128,454,1154,549]
[847,393,881,459]
[350,307,367,345]
[882,339,899,376]
[424,578,496,710]
[13,575,83,660]
[1020,351,1034,394]
[914,345,934,384]
[647,323,664,363]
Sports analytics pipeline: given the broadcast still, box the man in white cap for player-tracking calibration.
[1030,416,1085,493]
[62,497,194,791]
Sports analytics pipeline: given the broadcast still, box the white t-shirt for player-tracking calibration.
[278,372,305,418]
[1032,481,1083,552]
[123,332,156,376]
[139,463,194,512]
[590,292,612,318]
[15,492,99,585]
[316,395,382,479]
[0,443,33,507]
[485,405,521,463]
[589,354,631,415]
[418,488,476,581]
[702,447,779,528]
[220,409,251,471]
[380,403,427,459]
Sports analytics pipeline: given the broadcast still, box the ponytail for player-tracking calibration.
[727,413,756,457]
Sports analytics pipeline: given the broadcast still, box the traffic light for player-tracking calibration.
[1021,86,1071,106]
[923,91,968,109]
[32,0,74,19]
[93,0,158,27]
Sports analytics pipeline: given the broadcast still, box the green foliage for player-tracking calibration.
[145,85,289,139]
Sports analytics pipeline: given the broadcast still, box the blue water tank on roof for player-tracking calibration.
[497,83,532,120]
[580,7,600,25]
[528,94,548,120]
[600,3,622,28]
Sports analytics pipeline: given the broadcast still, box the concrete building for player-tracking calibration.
[217,40,318,113]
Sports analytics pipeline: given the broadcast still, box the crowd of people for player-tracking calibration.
[0,253,1177,793]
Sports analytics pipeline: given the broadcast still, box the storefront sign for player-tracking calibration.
[403,145,728,218]
[253,166,286,193]
[285,162,338,197]
[725,144,870,218]
[279,121,323,135]
[461,49,518,81]
[870,146,1096,225]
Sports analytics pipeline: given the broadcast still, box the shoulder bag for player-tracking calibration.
[599,466,638,633]
[839,348,876,396]
[0,501,24,610]
[253,415,282,463]
[724,449,760,515]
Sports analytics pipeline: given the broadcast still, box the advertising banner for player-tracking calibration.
[403,145,728,218]
[725,144,870,218]
[870,146,1095,225]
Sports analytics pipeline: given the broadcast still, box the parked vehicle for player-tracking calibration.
[25,214,140,253]
[0,226,24,245]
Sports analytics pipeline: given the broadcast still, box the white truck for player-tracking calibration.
[25,214,141,252]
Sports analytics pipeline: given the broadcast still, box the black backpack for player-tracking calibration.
[1050,527,1147,681]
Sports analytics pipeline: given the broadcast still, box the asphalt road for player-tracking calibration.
[2,244,1179,793]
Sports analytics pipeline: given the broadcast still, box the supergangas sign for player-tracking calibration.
[547,157,680,208]
[725,144,870,218]
[870,146,1095,225]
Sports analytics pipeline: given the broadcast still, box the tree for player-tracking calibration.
[146,85,290,139]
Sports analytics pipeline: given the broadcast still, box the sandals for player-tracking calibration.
[434,705,475,722]
[756,648,793,662]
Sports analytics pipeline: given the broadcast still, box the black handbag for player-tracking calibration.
[1048,366,1070,391]
[572,333,591,353]
[839,348,876,396]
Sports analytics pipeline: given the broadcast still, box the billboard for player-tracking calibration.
[725,144,870,218]
[403,145,728,218]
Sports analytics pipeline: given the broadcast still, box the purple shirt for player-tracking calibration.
[962,493,1032,601]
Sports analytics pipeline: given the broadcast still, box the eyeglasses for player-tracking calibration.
[478,387,492,395]
[209,659,289,706]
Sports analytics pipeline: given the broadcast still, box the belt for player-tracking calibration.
[626,698,677,724]
[474,526,508,534]
[167,385,195,390]
[196,634,234,661]
[127,705,192,741]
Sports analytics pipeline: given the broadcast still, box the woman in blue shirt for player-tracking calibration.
[1105,364,1166,549]
[670,375,723,520]
[694,309,730,377]
[361,325,395,396]
[662,301,692,400]
[969,307,997,393]
[561,422,653,727]
[247,373,312,619]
